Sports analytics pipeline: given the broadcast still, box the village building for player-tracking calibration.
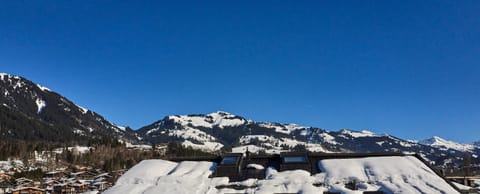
[11,187,45,194]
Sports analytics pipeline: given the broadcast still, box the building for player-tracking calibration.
[102,151,465,193]
[12,187,45,194]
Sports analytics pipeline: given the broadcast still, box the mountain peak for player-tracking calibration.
[0,73,138,143]
[167,111,247,129]
[419,136,475,152]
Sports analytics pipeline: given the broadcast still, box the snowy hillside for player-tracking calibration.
[168,111,248,129]
[104,156,459,194]
[419,136,476,152]
[138,111,480,166]
[0,72,139,143]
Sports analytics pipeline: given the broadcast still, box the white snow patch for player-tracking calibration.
[451,181,473,190]
[258,123,306,134]
[246,163,264,170]
[126,143,152,149]
[0,73,6,80]
[340,129,377,138]
[182,140,224,152]
[36,84,51,92]
[77,105,89,114]
[117,126,126,131]
[35,98,46,114]
[168,111,246,129]
[319,132,337,145]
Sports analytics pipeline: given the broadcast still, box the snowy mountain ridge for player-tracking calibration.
[168,111,248,129]
[0,72,139,143]
[1,72,478,167]
[138,111,480,167]
[419,136,477,152]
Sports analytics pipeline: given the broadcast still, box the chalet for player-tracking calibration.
[0,173,12,181]
[11,187,44,194]
[14,178,34,188]
[71,180,89,193]
[91,181,111,191]
[44,171,66,179]
[69,171,96,180]
[53,183,75,194]
[0,179,13,194]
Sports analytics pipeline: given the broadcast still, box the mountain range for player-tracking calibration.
[1,73,478,166]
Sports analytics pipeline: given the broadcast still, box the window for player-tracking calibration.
[283,156,307,163]
[220,156,238,165]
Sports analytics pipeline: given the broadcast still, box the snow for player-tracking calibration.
[0,73,6,80]
[105,160,217,194]
[168,111,246,129]
[474,179,480,189]
[125,142,152,149]
[77,105,89,114]
[419,136,475,152]
[182,140,224,151]
[319,132,337,145]
[340,129,377,138]
[246,163,264,170]
[149,120,224,151]
[106,156,458,194]
[117,125,126,131]
[451,182,472,190]
[318,156,459,193]
[257,123,306,134]
[35,98,46,114]
[36,84,51,92]
[237,135,330,154]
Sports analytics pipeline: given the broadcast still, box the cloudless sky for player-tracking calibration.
[1,1,479,143]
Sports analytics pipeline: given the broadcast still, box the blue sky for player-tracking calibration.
[1,1,479,142]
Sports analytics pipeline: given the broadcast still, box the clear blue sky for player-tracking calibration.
[1,1,479,143]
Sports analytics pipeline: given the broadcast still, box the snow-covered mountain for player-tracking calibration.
[138,111,479,166]
[0,73,139,143]
[2,73,478,167]
[419,136,477,152]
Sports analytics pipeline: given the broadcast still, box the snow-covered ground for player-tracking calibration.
[104,156,459,194]
[451,182,473,191]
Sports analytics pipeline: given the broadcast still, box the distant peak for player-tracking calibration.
[419,136,475,152]
[213,111,232,115]
[340,129,377,138]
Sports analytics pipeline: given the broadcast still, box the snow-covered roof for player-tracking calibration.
[104,154,459,194]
